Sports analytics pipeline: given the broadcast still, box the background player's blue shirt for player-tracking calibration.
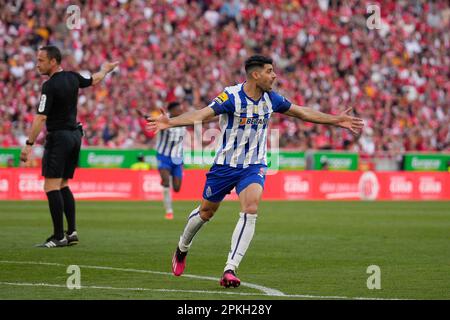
[207,83,291,168]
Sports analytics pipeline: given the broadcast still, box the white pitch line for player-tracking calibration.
[0,281,266,297]
[0,260,284,296]
[0,260,405,300]
[0,281,404,300]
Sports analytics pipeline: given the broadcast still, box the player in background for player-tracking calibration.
[147,55,364,287]
[155,102,186,220]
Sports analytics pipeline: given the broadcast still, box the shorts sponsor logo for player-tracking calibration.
[205,186,212,198]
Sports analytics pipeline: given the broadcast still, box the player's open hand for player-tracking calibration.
[146,109,170,133]
[101,61,119,73]
[336,107,364,136]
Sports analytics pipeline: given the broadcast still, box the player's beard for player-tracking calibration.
[260,82,272,92]
[257,83,268,93]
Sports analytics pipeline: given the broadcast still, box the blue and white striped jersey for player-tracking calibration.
[156,126,186,161]
[208,83,291,168]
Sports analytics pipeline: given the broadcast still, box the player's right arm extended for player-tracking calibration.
[147,107,216,132]
[91,61,119,85]
[168,107,216,127]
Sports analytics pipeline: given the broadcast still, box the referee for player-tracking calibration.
[20,45,118,248]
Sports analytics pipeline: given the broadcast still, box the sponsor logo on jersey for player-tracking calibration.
[239,117,269,126]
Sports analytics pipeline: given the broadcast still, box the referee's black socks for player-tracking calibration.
[60,186,76,234]
[46,190,64,240]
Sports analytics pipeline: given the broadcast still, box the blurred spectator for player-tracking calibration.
[130,152,151,170]
[7,157,15,168]
[0,0,449,158]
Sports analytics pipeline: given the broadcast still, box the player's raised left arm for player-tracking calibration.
[91,61,119,85]
[284,104,364,135]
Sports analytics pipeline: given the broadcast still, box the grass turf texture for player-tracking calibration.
[0,200,449,300]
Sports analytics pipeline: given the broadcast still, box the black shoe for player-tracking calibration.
[35,235,68,248]
[66,231,79,246]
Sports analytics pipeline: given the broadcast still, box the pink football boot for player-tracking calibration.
[172,247,187,276]
[219,270,241,288]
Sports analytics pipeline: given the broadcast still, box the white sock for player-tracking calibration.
[163,187,172,213]
[225,212,257,272]
[178,206,206,252]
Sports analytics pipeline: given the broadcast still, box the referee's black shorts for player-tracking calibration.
[42,129,82,179]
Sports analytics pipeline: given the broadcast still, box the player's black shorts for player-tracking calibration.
[42,129,82,179]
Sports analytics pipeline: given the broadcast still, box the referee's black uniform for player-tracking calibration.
[38,71,92,178]
[37,70,92,247]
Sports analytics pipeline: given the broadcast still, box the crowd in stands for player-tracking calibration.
[1,0,449,158]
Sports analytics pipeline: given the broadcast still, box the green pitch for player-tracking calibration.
[0,200,449,300]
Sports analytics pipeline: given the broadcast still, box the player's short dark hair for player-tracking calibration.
[245,55,273,74]
[168,101,181,111]
[39,45,62,64]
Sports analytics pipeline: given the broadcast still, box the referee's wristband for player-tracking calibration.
[25,140,34,146]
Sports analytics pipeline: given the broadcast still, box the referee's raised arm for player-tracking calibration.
[91,61,119,85]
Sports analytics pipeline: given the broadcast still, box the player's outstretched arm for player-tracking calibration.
[284,105,364,136]
[91,61,119,85]
[146,107,215,133]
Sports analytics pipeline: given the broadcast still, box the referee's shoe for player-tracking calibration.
[66,231,79,246]
[35,235,68,248]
